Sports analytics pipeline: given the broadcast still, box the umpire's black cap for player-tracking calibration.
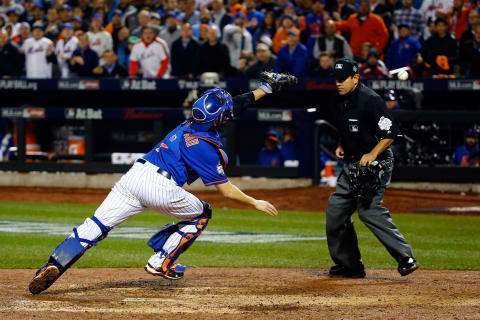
[333,58,359,79]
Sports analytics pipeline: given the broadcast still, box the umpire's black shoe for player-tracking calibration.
[398,257,419,276]
[328,265,366,278]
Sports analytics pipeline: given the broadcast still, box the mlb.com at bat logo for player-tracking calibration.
[65,108,103,120]
[58,80,99,90]
[24,108,45,119]
[178,80,198,90]
[122,79,157,90]
[79,80,99,90]
[448,80,480,90]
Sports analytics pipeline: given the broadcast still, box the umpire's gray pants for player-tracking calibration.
[326,163,414,270]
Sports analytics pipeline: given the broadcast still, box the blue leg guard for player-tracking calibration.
[147,201,212,274]
[30,216,112,294]
[48,216,111,271]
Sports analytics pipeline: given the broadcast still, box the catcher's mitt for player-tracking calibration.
[259,71,298,93]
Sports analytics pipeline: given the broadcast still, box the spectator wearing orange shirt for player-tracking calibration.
[334,0,389,59]
[447,0,471,40]
[272,14,300,53]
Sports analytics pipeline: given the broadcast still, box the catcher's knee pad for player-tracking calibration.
[147,209,211,272]
[47,216,112,273]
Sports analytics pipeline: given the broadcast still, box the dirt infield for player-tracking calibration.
[0,268,479,319]
[1,186,479,214]
[1,186,479,319]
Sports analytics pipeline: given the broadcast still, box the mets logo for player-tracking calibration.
[184,133,199,147]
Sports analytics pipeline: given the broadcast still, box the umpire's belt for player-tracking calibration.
[136,158,172,180]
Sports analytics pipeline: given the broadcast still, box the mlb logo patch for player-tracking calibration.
[349,124,359,132]
[335,63,343,69]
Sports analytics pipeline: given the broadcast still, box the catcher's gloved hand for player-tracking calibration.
[258,71,298,94]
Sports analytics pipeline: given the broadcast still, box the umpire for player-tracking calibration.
[325,58,419,278]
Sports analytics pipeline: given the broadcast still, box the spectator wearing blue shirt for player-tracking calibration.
[391,0,423,39]
[192,8,220,40]
[274,29,307,77]
[245,0,265,36]
[184,0,201,26]
[452,128,480,166]
[257,130,285,167]
[92,50,128,77]
[383,89,400,111]
[69,33,99,77]
[305,0,326,54]
[385,23,421,70]
[281,124,299,161]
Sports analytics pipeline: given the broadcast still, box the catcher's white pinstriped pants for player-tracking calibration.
[70,161,205,267]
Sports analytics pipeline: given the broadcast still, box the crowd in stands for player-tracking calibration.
[0,0,479,79]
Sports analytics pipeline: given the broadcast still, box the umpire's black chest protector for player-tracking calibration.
[334,82,398,161]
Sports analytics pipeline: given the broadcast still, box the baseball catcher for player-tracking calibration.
[28,72,297,294]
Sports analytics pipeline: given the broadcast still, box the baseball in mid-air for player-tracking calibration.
[397,70,409,81]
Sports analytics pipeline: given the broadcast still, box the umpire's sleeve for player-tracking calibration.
[369,95,402,140]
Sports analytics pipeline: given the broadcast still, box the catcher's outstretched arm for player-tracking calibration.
[215,181,278,216]
[231,89,267,114]
[232,72,298,115]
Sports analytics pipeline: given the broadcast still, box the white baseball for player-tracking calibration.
[398,70,409,81]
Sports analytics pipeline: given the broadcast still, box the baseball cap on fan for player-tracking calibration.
[333,58,358,80]
[113,9,123,17]
[265,130,279,142]
[32,21,45,31]
[62,22,73,30]
[287,29,298,37]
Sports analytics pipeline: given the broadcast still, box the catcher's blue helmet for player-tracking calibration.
[190,88,233,131]
[383,89,398,101]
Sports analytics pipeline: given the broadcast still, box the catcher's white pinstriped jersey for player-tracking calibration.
[72,161,204,264]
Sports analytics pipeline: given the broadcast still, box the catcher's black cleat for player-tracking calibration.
[398,257,419,276]
[144,263,185,280]
[29,264,60,294]
[328,265,366,278]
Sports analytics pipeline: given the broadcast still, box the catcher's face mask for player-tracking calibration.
[190,88,233,131]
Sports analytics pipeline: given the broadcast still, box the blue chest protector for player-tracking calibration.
[143,120,229,187]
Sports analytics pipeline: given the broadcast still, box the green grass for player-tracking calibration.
[0,201,479,270]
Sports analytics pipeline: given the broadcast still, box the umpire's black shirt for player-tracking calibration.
[332,82,401,162]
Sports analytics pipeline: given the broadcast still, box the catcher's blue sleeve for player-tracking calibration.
[181,138,229,186]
